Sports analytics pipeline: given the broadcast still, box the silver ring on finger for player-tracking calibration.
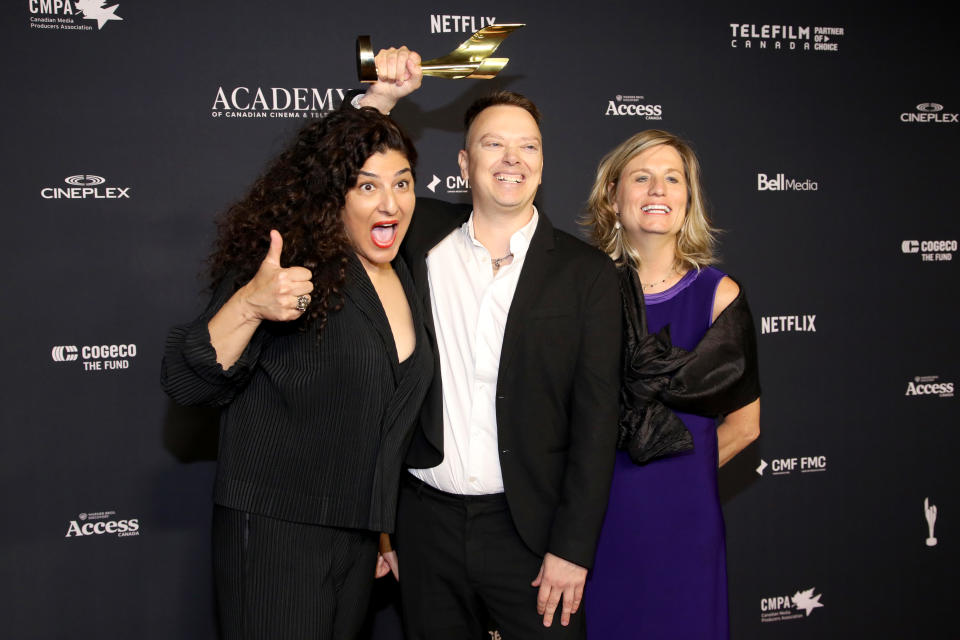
[296,294,310,312]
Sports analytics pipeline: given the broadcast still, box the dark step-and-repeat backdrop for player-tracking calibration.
[2,2,955,638]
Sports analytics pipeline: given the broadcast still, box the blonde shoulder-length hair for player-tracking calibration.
[582,129,718,272]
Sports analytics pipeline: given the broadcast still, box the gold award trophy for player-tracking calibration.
[357,24,525,82]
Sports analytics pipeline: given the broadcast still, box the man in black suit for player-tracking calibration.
[358,48,621,638]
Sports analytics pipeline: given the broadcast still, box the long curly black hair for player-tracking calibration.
[208,105,417,332]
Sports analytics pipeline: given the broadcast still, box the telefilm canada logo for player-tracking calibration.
[756,455,827,476]
[211,87,347,119]
[605,95,663,120]
[28,0,122,32]
[50,342,138,371]
[430,14,496,33]
[425,170,470,195]
[729,23,844,52]
[41,174,131,200]
[760,587,824,622]
[760,314,816,334]
[900,103,959,124]
[901,239,956,262]
[65,510,140,539]
[905,376,954,398]
[756,173,818,192]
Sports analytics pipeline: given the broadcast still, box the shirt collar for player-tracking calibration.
[461,206,539,260]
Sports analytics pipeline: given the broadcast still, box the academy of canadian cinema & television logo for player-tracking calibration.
[729,23,844,52]
[211,87,347,119]
[28,0,122,32]
[51,342,138,371]
[65,510,140,539]
[900,103,958,124]
[760,587,824,622]
[41,175,131,200]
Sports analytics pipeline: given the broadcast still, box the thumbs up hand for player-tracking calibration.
[241,230,314,322]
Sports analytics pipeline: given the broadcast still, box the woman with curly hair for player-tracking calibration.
[161,104,432,639]
[581,130,761,639]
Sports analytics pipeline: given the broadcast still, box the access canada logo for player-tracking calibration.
[900,103,958,124]
[760,314,816,334]
[761,587,824,623]
[65,510,140,539]
[901,239,955,262]
[50,342,138,372]
[28,0,122,32]
[430,14,496,33]
[41,174,130,200]
[905,375,954,399]
[211,87,347,119]
[729,23,844,52]
[605,95,663,120]
[757,173,818,192]
[425,169,469,195]
[756,455,827,477]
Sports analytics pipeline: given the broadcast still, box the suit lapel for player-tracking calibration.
[499,211,556,375]
[342,253,399,376]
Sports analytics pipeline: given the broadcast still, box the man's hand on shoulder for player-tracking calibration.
[531,552,588,627]
[358,46,423,115]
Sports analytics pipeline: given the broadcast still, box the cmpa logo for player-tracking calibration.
[41,174,131,200]
[430,14,496,33]
[756,455,827,476]
[905,376,954,398]
[901,239,955,262]
[761,587,824,622]
[901,102,958,124]
[760,314,816,334]
[756,173,818,191]
[28,0,122,32]
[604,95,663,120]
[65,510,140,539]
[730,24,844,52]
[426,173,469,194]
[212,87,346,119]
[50,342,137,371]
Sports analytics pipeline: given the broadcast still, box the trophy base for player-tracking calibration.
[926,537,937,547]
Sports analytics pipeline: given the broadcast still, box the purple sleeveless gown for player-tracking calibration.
[586,267,729,639]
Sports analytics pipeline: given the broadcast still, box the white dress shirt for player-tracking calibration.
[409,209,539,495]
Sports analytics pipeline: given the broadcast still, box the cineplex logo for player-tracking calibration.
[901,239,956,262]
[51,343,137,371]
[211,87,347,119]
[28,0,123,32]
[430,14,496,33]
[761,587,824,623]
[756,455,827,476]
[41,174,130,200]
[65,511,140,539]
[760,314,815,334]
[756,173,818,191]
[905,376,954,398]
[729,23,844,52]
[900,103,958,124]
[605,95,663,120]
[426,172,469,194]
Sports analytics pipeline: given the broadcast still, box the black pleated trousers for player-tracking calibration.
[212,505,379,640]
[396,476,587,639]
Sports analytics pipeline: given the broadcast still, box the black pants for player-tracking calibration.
[397,475,586,639]
[212,505,379,640]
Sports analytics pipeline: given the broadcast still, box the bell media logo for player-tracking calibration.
[50,342,138,372]
[756,173,818,191]
[901,239,955,262]
[430,14,496,33]
[211,87,347,119]
[900,102,958,124]
[28,0,122,32]
[41,174,131,200]
[761,587,824,622]
[729,23,844,52]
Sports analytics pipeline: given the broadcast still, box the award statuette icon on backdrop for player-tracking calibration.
[357,24,525,82]
[924,497,938,547]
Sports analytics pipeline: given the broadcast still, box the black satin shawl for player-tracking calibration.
[617,265,762,465]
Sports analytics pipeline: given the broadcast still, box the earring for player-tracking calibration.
[614,220,621,230]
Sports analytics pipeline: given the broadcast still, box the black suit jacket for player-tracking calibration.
[401,198,621,568]
[161,255,432,533]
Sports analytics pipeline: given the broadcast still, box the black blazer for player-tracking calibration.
[401,198,621,568]
[161,255,432,533]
